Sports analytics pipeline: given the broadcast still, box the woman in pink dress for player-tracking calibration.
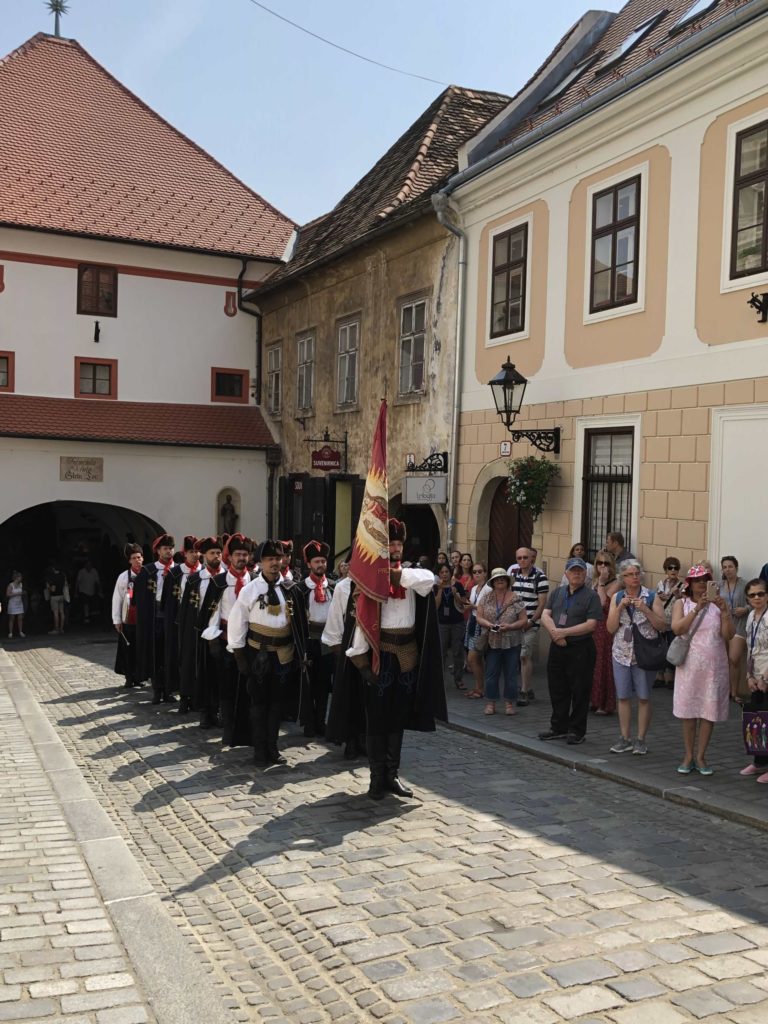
[590,550,620,715]
[671,564,734,775]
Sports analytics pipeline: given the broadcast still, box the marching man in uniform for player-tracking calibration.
[178,536,224,724]
[227,540,311,766]
[112,543,150,690]
[297,540,334,737]
[144,533,176,704]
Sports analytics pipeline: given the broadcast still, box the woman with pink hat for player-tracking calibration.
[671,564,734,775]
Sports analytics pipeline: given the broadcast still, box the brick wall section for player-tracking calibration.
[457,376,762,586]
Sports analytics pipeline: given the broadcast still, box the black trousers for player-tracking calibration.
[363,650,415,737]
[217,651,250,746]
[306,638,333,734]
[547,640,596,738]
[151,621,167,696]
[247,652,290,760]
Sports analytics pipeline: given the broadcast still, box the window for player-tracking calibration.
[538,54,601,108]
[267,345,282,415]
[669,0,718,36]
[399,299,427,395]
[596,10,668,74]
[337,319,359,406]
[77,264,117,317]
[590,175,641,312]
[491,224,529,337]
[211,367,249,404]
[75,357,117,399]
[581,429,634,562]
[731,121,768,279]
[0,351,15,393]
[296,334,314,412]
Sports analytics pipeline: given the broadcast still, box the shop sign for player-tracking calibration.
[404,475,447,505]
[311,445,341,471]
[60,456,104,482]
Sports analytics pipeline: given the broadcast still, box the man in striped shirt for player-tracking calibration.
[508,547,549,705]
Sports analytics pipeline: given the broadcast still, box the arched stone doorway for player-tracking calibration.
[487,480,533,571]
[0,500,164,628]
[466,459,533,567]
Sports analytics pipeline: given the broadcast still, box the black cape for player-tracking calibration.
[178,570,224,707]
[113,567,155,684]
[277,577,313,727]
[325,588,447,744]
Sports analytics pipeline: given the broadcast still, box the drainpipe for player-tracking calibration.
[431,193,466,555]
[238,258,262,405]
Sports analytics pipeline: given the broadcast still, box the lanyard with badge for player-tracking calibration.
[558,589,579,627]
[749,609,767,676]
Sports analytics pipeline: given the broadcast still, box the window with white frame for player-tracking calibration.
[337,319,359,406]
[267,345,282,415]
[398,299,427,395]
[296,334,314,412]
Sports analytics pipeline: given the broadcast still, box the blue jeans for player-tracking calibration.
[485,647,521,702]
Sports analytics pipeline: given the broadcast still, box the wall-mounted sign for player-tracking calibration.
[60,456,104,482]
[500,440,512,457]
[311,445,341,472]
[404,475,447,506]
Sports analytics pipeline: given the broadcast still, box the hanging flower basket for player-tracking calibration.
[506,455,559,521]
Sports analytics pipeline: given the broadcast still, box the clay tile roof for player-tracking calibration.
[497,0,753,149]
[0,33,295,259]
[259,84,510,291]
[0,394,275,450]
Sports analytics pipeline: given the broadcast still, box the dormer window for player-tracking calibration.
[596,10,669,75]
[669,0,719,36]
[538,54,601,109]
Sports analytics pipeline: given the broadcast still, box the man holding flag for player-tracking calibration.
[327,401,446,799]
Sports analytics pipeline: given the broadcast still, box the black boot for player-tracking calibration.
[367,734,387,800]
[385,731,413,798]
[177,696,191,714]
[151,690,162,706]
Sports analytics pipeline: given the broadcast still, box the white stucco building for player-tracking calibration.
[0,32,294,586]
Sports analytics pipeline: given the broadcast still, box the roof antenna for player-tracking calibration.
[46,0,69,38]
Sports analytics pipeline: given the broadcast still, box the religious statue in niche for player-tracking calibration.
[219,492,239,535]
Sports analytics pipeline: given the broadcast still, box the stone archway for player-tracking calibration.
[465,458,511,564]
[0,500,164,630]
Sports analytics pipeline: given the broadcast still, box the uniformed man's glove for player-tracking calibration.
[233,649,249,676]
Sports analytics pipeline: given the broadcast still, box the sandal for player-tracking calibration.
[484,703,496,716]
[454,681,467,691]
[504,703,517,716]
[465,690,483,699]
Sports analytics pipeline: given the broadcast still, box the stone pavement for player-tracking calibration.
[444,658,768,833]
[3,633,768,1024]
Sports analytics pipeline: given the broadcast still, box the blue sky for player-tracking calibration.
[1,0,624,224]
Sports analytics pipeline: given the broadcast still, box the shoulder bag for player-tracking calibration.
[666,605,706,667]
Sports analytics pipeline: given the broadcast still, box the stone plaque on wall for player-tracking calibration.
[60,456,104,482]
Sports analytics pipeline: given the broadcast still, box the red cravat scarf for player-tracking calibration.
[230,567,248,596]
[389,562,406,600]
[159,558,172,577]
[309,572,327,603]
[280,566,290,578]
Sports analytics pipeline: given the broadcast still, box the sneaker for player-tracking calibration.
[610,737,634,754]
[567,733,586,745]
[740,764,763,776]
[538,730,567,741]
[633,738,648,756]
[19,632,26,639]
[516,696,528,707]
[526,691,536,702]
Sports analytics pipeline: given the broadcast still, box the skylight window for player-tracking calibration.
[596,9,669,75]
[538,54,602,108]
[669,0,719,36]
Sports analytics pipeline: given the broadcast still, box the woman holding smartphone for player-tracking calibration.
[475,568,528,716]
[739,579,768,782]
[671,564,734,775]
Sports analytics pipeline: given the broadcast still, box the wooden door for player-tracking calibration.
[487,479,533,570]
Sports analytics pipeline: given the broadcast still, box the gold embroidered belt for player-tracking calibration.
[247,623,294,666]
[381,627,417,673]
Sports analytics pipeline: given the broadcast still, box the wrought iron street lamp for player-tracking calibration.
[488,358,561,454]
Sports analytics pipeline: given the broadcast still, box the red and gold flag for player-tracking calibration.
[349,399,389,672]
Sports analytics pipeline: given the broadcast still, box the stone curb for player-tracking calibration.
[441,713,768,835]
[0,649,233,1024]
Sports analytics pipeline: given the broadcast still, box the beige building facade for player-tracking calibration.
[443,0,768,585]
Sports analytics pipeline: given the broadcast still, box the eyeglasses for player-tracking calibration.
[748,592,767,598]
[595,560,610,566]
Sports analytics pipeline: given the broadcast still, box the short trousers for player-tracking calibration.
[520,626,539,660]
[612,659,654,700]
[50,596,65,610]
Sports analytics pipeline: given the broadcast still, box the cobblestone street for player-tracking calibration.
[3,635,768,1024]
